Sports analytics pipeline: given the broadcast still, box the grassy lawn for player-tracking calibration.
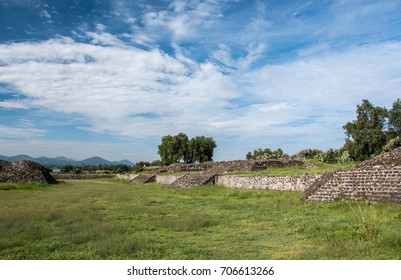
[1,179,401,260]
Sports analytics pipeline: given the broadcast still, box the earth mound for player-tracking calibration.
[358,147,401,168]
[0,160,58,184]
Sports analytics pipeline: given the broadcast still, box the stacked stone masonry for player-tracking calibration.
[0,160,57,184]
[169,172,217,188]
[303,167,401,203]
[358,147,401,168]
[116,174,187,185]
[155,175,186,185]
[116,173,321,191]
[216,174,321,191]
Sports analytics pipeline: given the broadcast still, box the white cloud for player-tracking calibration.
[0,36,238,139]
[85,29,127,47]
[0,100,28,109]
[235,41,401,153]
[1,35,401,158]
[40,10,52,19]
[139,0,230,42]
[0,125,46,139]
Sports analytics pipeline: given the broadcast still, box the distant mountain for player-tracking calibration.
[36,156,77,166]
[117,159,135,166]
[0,154,35,162]
[79,156,113,166]
[0,155,134,167]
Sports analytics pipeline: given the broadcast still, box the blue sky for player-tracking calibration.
[1,0,401,162]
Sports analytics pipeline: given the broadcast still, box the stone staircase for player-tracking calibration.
[169,171,217,188]
[168,162,235,188]
[301,167,401,203]
[129,174,156,184]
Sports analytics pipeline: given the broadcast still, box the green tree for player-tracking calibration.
[187,136,217,163]
[113,164,130,174]
[60,164,74,172]
[157,133,189,165]
[158,135,174,165]
[343,99,388,161]
[388,98,401,140]
[175,132,189,163]
[246,152,253,160]
[158,133,216,164]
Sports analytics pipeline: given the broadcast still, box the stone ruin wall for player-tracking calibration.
[116,158,307,189]
[155,175,186,185]
[302,166,401,203]
[153,158,304,173]
[116,174,140,181]
[216,174,321,191]
[116,166,401,203]
[115,173,321,191]
[116,173,185,185]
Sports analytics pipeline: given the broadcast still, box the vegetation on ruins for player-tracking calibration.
[246,147,287,160]
[344,98,401,161]
[158,133,216,165]
[295,149,323,159]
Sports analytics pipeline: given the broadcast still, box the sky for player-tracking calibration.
[0,0,401,162]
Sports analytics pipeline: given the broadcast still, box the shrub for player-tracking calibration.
[383,136,401,152]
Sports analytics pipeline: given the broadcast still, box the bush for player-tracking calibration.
[246,147,287,160]
[132,165,144,173]
[383,136,401,152]
[337,150,351,163]
[314,148,352,164]
[296,149,323,159]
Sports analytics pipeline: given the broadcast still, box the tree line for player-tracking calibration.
[60,164,132,174]
[158,133,217,165]
[246,99,401,163]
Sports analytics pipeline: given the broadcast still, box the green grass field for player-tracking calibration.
[1,179,401,260]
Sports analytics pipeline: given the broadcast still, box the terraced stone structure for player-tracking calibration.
[0,160,58,184]
[301,148,401,203]
[119,158,305,188]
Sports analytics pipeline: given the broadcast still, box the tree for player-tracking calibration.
[388,98,401,140]
[187,136,217,163]
[157,133,216,165]
[343,99,388,161]
[158,135,174,165]
[246,152,253,160]
[113,164,130,174]
[60,164,74,173]
[175,132,189,163]
[158,133,189,165]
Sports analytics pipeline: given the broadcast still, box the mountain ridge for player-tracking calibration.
[0,154,134,167]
